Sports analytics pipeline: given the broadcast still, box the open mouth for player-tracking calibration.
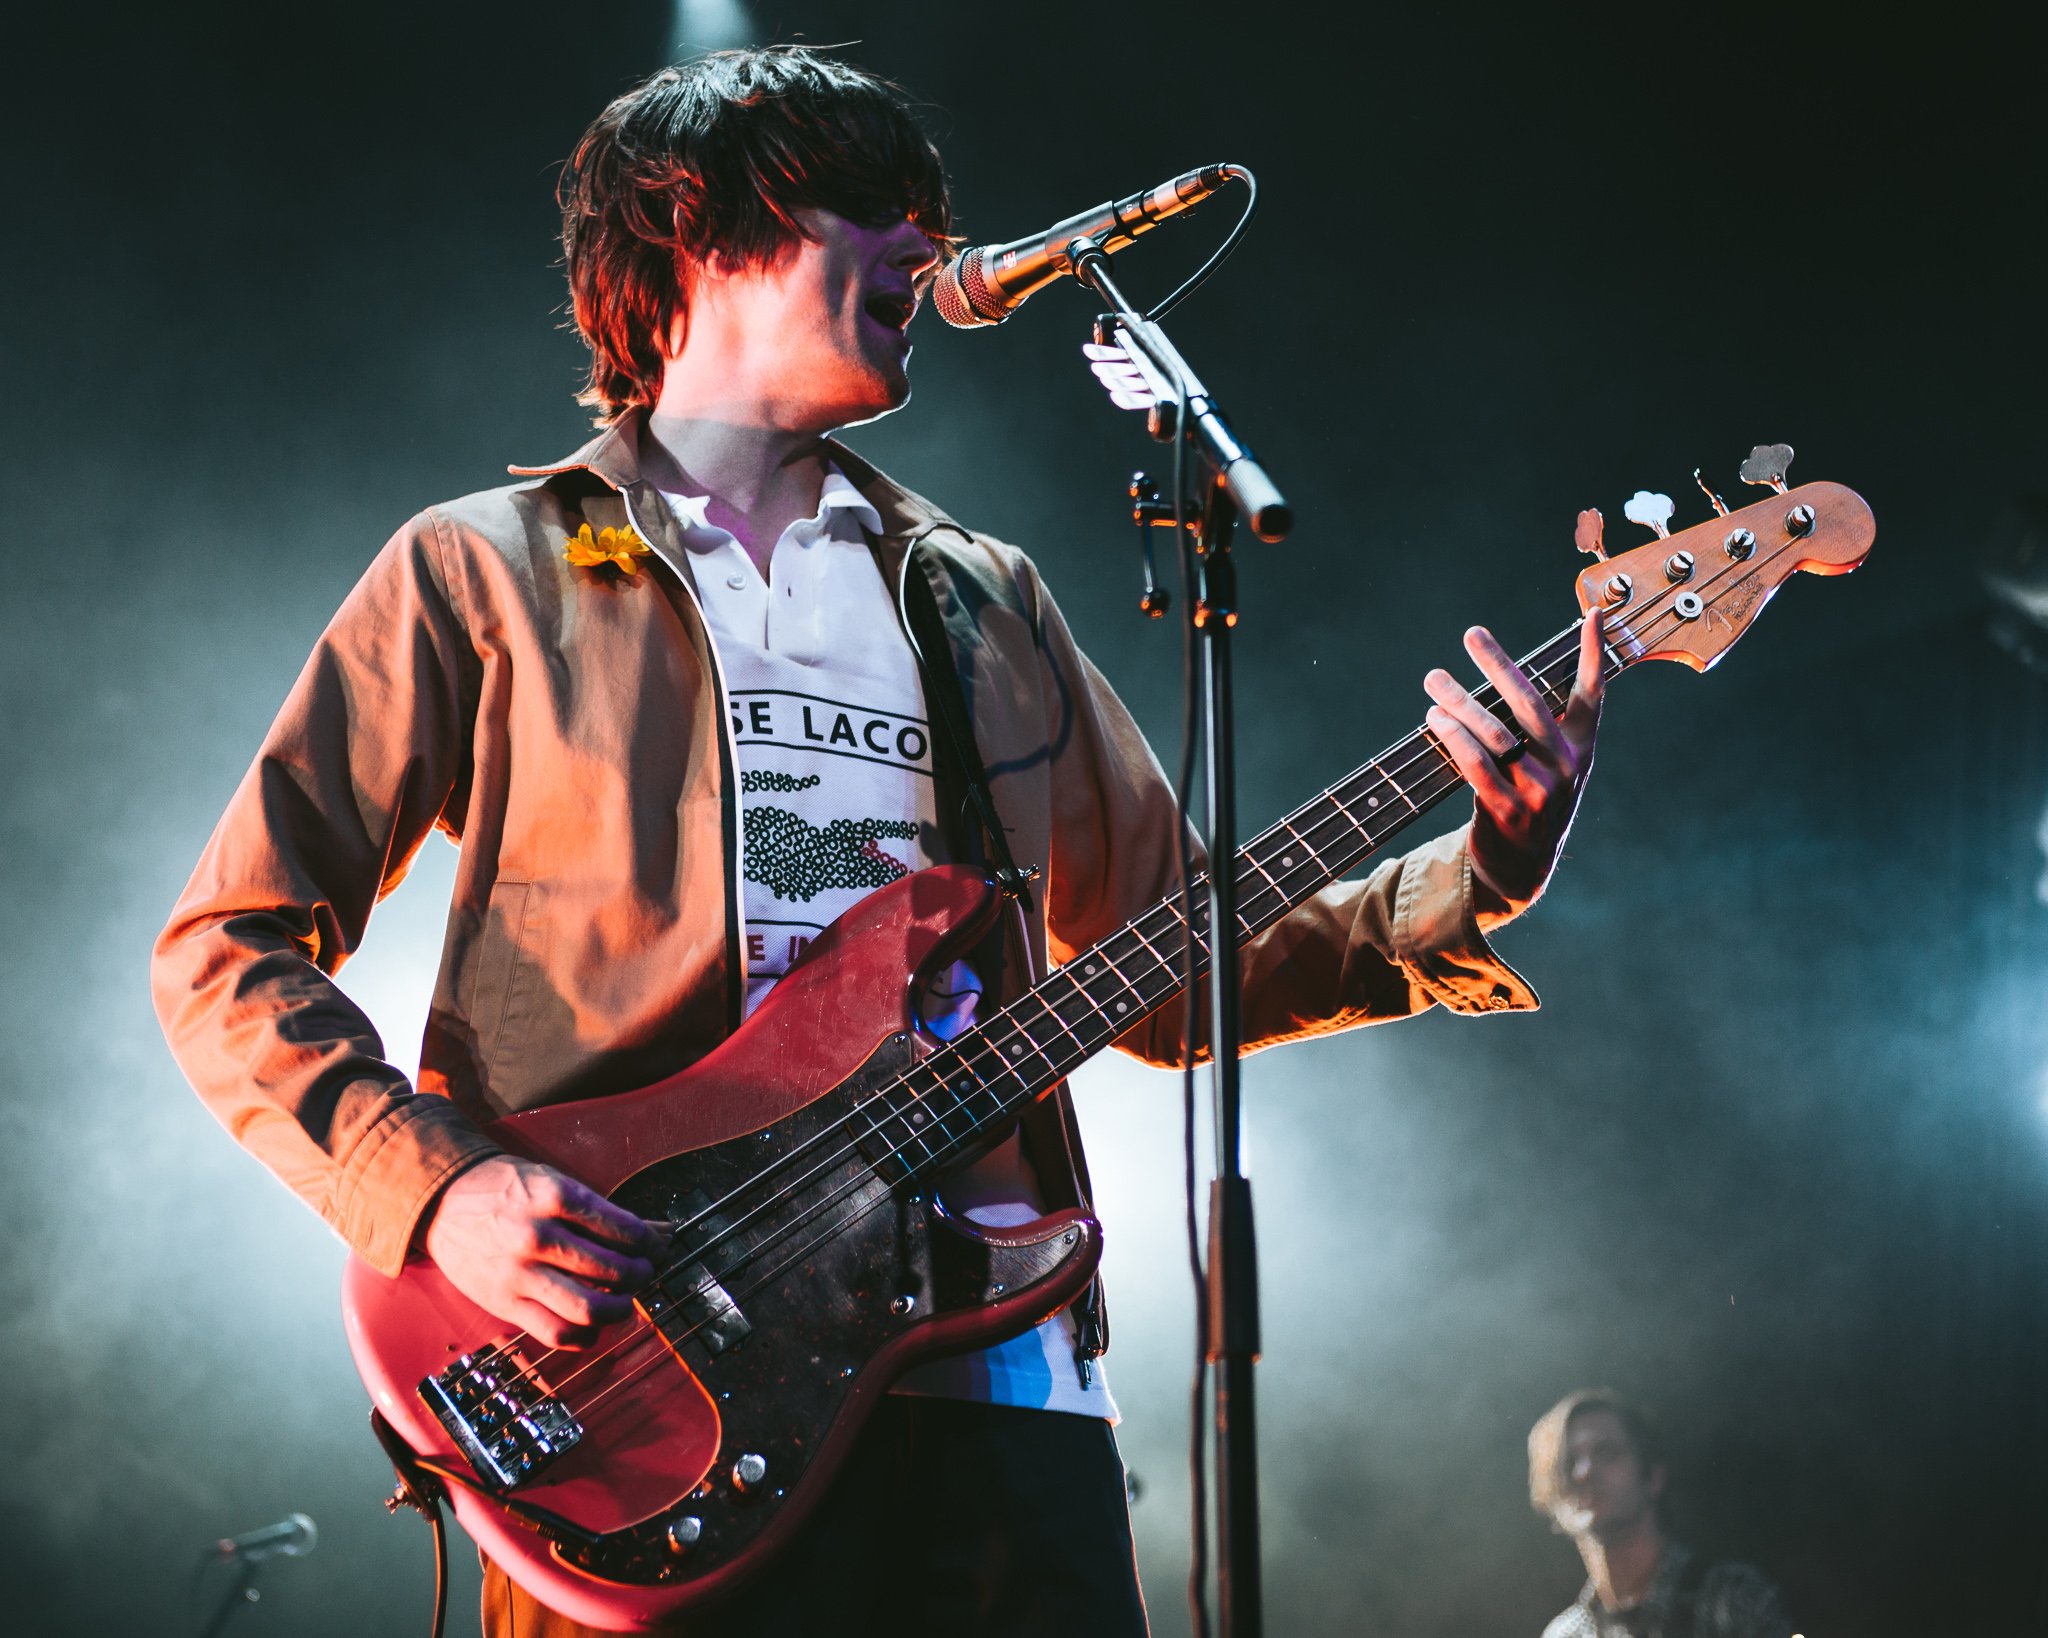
[863,291,916,332]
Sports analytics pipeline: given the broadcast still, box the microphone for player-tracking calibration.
[932,164,1236,328]
[210,1512,318,1563]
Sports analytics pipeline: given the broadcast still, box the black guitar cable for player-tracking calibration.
[372,1410,450,1638]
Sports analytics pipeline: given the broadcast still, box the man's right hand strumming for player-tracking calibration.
[423,1155,665,1348]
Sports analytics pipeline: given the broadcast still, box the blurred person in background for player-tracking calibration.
[1528,1389,1792,1638]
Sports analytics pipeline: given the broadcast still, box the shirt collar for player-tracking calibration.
[511,410,945,545]
[816,466,887,536]
[659,462,885,553]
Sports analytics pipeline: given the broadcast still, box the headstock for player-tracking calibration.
[1571,444,1874,673]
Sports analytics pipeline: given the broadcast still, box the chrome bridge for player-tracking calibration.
[421,1348,583,1489]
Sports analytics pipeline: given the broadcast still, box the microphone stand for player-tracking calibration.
[195,1556,264,1638]
[1068,238,1292,1638]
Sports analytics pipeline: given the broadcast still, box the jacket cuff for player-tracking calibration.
[334,1093,504,1277]
[1390,827,1540,1016]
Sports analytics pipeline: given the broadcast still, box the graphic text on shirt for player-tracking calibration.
[729,692,930,770]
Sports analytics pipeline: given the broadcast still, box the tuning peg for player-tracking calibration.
[1738,442,1794,494]
[1694,468,1731,516]
[1623,490,1676,539]
[1574,508,1607,561]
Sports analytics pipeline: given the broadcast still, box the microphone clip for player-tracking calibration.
[1129,472,1178,619]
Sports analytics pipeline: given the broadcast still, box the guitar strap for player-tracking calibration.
[895,542,1037,904]
[892,539,1110,1379]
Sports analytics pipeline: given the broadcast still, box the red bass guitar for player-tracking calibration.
[342,455,1872,1627]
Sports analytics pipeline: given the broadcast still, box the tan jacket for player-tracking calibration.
[151,412,1536,1279]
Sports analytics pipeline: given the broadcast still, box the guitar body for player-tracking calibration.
[341,864,1104,1628]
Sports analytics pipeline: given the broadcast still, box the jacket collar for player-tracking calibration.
[510,409,970,553]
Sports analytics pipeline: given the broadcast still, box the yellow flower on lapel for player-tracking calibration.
[563,522,652,575]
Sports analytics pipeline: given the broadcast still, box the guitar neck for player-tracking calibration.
[885,620,1615,1154]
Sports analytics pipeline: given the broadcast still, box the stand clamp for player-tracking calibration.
[1130,472,1176,617]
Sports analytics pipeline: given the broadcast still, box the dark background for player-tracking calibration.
[3,3,2043,1634]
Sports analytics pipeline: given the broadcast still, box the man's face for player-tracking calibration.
[688,206,940,432]
[1555,1408,1663,1540]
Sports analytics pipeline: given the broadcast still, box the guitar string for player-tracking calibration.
[451,606,1618,1404]
[449,527,1792,1408]
[456,619,1604,1411]
[452,617,1610,1408]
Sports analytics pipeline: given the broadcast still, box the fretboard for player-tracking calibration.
[858,621,1612,1178]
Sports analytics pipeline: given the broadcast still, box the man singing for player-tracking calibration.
[154,46,1603,1636]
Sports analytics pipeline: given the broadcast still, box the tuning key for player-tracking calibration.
[1738,442,1794,494]
[1694,469,1731,516]
[1623,490,1676,539]
[1574,508,1607,561]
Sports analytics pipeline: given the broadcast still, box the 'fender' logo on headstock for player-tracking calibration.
[1710,570,1767,628]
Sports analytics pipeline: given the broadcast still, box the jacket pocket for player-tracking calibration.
[469,880,542,1074]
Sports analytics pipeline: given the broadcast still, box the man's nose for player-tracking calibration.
[888,219,940,278]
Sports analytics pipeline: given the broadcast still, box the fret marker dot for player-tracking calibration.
[1117,1001,1128,1013]
[1084,964,1097,977]
[1009,1045,1022,1057]
[1367,796,1380,809]
[910,1110,926,1126]
[1282,854,1294,867]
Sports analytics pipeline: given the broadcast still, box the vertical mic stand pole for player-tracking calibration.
[1071,240,1292,1638]
[1194,477,1262,1638]
[195,1556,263,1638]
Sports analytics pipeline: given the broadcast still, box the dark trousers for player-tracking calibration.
[482,1397,1151,1636]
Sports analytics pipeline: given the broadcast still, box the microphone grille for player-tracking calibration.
[932,249,1005,329]
[287,1513,318,1557]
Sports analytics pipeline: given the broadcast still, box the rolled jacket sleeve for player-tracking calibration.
[1021,564,1537,1067]
[151,512,503,1275]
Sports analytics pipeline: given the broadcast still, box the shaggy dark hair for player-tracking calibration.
[558,46,958,422]
[1527,1388,1667,1521]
